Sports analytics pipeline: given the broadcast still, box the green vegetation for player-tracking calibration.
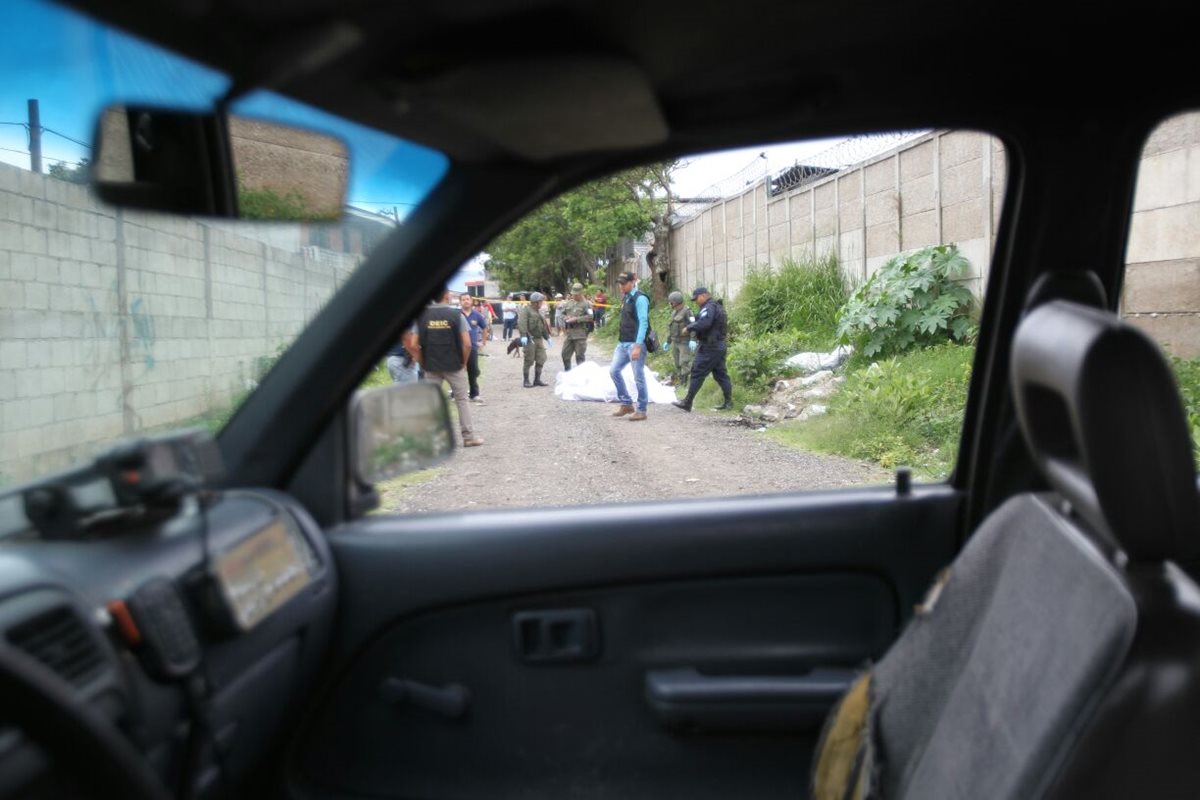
[724,256,849,394]
[237,186,339,221]
[48,158,90,184]
[371,468,445,514]
[735,254,847,340]
[714,250,976,477]
[837,244,976,358]
[771,343,974,477]
[1171,356,1200,468]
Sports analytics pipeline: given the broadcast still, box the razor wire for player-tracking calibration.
[672,129,930,223]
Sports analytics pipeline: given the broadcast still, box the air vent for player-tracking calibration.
[8,606,104,687]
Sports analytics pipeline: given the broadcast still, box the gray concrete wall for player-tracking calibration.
[0,162,359,484]
[672,131,1003,302]
[1123,113,1200,356]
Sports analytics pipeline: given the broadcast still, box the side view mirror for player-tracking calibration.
[92,105,349,220]
[351,383,456,486]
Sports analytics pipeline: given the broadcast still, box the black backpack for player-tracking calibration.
[644,326,660,353]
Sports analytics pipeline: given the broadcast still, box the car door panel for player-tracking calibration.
[293,486,961,799]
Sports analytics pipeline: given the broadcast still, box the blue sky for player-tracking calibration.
[0,0,448,213]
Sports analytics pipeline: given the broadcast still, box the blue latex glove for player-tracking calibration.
[545,337,553,350]
[688,340,698,352]
[662,342,670,352]
[520,336,528,346]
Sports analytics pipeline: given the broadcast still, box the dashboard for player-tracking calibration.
[0,486,337,797]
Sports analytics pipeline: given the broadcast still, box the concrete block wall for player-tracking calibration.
[1124,113,1200,356]
[672,130,1004,302]
[0,162,360,484]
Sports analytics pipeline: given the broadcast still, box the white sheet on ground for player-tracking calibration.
[554,360,678,404]
[785,344,854,374]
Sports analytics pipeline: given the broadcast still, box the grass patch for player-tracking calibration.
[733,255,847,341]
[371,467,445,513]
[770,342,974,478]
[1171,355,1200,468]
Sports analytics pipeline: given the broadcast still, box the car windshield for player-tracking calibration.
[0,0,449,488]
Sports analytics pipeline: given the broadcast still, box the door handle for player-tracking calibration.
[644,667,855,732]
[512,608,599,663]
[379,677,471,719]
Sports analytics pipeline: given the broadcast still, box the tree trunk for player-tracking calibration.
[648,218,672,304]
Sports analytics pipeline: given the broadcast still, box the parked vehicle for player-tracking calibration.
[0,0,1198,797]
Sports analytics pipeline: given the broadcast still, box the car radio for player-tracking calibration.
[0,428,223,540]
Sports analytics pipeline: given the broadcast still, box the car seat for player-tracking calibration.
[812,299,1200,799]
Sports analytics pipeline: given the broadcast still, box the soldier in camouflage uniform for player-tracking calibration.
[557,282,594,371]
[517,292,551,387]
[666,290,696,386]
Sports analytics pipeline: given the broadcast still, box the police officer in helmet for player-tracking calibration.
[672,287,733,412]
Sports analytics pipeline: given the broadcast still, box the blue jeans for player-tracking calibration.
[610,342,648,412]
[387,355,420,384]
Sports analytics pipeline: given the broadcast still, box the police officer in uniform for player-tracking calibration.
[517,292,551,387]
[408,288,483,446]
[672,287,733,412]
[665,290,696,386]
[558,282,594,371]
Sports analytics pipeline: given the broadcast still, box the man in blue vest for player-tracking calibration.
[407,288,484,447]
[609,271,650,421]
[672,287,734,412]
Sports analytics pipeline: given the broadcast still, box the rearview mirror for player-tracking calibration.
[93,105,348,220]
[351,383,456,485]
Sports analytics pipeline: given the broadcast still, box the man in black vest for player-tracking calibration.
[608,271,651,420]
[672,287,733,412]
[407,288,483,446]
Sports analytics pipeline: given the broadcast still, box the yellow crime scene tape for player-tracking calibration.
[468,296,621,309]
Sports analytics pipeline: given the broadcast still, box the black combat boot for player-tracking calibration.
[713,394,734,411]
[562,359,572,372]
[533,366,549,387]
[523,368,533,388]
[672,396,693,412]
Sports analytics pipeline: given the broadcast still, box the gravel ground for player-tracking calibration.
[384,335,886,513]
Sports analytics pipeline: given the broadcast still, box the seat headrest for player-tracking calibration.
[1023,270,1107,311]
[1011,300,1200,562]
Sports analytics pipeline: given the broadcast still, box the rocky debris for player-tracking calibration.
[740,370,844,426]
[798,404,828,421]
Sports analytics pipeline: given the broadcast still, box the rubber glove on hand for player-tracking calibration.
[662,342,670,352]
[688,340,698,352]
[545,337,553,349]
[520,336,528,346]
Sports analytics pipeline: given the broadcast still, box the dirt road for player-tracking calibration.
[383,335,886,513]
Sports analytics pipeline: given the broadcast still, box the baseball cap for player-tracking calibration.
[571,282,584,291]
[691,286,710,299]
[616,271,636,284]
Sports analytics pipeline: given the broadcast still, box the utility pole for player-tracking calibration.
[27,99,42,173]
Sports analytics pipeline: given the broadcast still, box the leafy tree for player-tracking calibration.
[47,158,89,184]
[485,163,675,292]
